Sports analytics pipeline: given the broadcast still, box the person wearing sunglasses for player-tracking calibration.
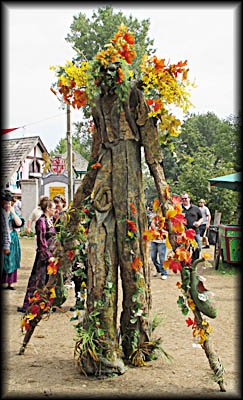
[181,193,203,263]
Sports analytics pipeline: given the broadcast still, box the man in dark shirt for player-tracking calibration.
[181,193,203,263]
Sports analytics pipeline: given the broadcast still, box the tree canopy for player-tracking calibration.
[65,5,155,75]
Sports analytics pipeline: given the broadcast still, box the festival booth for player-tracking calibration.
[208,172,242,267]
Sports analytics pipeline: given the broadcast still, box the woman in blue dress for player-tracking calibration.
[1,191,24,290]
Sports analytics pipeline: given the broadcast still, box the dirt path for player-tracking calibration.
[1,237,241,398]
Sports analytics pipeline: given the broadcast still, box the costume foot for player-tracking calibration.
[17,307,24,313]
[153,272,159,277]
[8,286,16,290]
[161,275,168,280]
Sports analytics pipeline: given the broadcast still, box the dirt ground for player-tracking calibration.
[1,237,241,398]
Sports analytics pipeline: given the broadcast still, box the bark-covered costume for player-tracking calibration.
[73,81,166,374]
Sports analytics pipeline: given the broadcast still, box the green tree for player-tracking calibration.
[51,119,93,160]
[143,112,241,223]
[164,112,241,223]
[65,5,155,75]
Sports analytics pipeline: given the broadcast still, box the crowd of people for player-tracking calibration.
[1,189,212,304]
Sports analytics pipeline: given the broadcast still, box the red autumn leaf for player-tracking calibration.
[130,203,136,215]
[171,213,187,226]
[124,32,135,44]
[169,260,182,274]
[126,219,138,233]
[68,250,75,261]
[146,99,154,106]
[34,291,40,300]
[185,229,196,239]
[186,317,194,327]
[31,304,40,315]
[171,194,181,205]
[25,322,31,331]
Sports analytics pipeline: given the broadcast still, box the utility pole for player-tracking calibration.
[67,103,73,203]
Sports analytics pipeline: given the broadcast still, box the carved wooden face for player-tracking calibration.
[100,62,120,89]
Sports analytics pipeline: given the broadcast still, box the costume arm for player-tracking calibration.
[135,87,177,249]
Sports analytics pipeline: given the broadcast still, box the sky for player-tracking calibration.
[3,2,240,152]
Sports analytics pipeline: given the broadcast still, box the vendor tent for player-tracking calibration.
[208,172,242,191]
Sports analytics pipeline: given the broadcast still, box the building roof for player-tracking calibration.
[60,149,88,172]
[1,136,48,184]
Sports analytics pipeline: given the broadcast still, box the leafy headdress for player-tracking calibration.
[50,23,195,143]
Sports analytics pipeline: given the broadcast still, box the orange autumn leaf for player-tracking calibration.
[166,208,177,219]
[68,250,75,260]
[131,257,143,272]
[187,298,196,311]
[126,219,138,233]
[163,259,173,270]
[176,281,182,289]
[146,99,153,106]
[153,198,160,212]
[124,31,135,44]
[117,67,125,84]
[176,247,191,263]
[47,260,60,275]
[174,202,182,214]
[91,162,102,169]
[172,221,185,234]
[143,230,158,241]
[203,252,211,259]
[130,203,136,215]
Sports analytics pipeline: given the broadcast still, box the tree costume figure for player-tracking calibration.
[82,74,167,371]
[19,25,226,390]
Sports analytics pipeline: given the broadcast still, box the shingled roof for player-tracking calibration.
[1,136,48,184]
[58,149,88,172]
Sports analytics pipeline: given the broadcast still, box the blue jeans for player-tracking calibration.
[191,233,202,264]
[150,241,168,276]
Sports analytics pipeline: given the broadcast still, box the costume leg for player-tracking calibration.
[78,147,127,375]
[111,140,151,359]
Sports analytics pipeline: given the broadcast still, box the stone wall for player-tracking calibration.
[21,179,39,230]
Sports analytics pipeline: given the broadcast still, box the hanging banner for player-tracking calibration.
[2,128,21,135]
